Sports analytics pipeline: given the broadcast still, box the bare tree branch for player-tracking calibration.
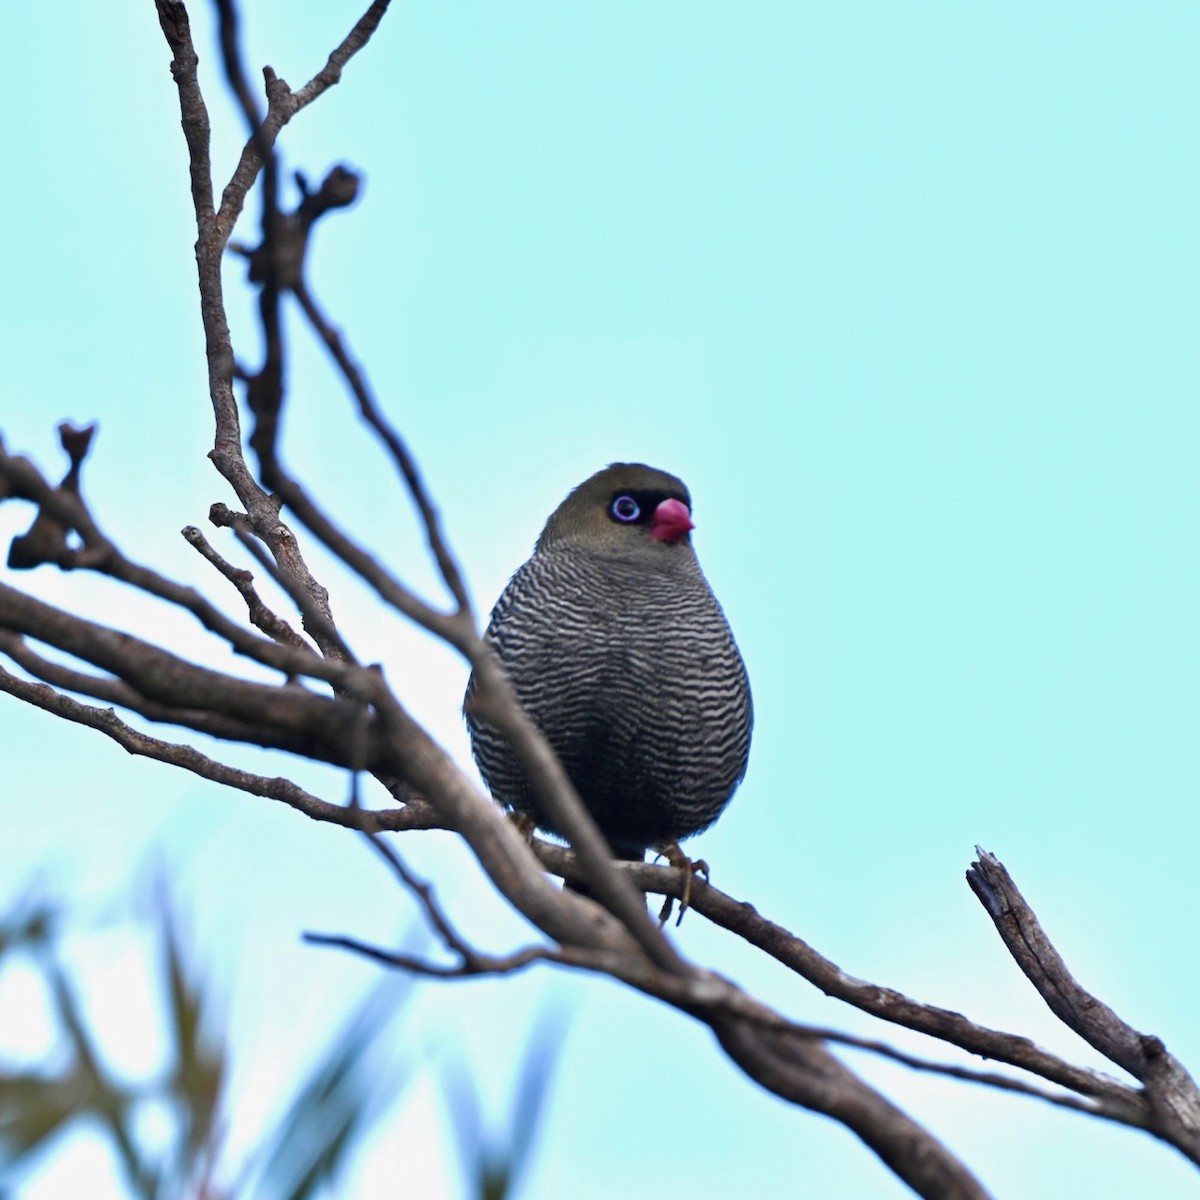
[157,0,346,658]
[217,1,393,232]
[181,524,312,653]
[575,850,1140,1104]
[713,1018,991,1199]
[969,849,1200,1161]
[293,278,474,618]
[303,932,559,979]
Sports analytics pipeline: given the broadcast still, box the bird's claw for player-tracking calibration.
[655,841,709,926]
[507,811,537,843]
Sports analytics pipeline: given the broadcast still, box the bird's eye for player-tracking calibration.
[610,495,641,523]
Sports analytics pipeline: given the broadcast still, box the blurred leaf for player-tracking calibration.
[0,895,57,958]
[247,964,419,1200]
[1,877,560,1200]
[43,959,157,1199]
[503,1007,569,1196]
[445,1004,570,1200]
[157,884,225,1181]
[0,1072,89,1167]
[443,1055,486,1199]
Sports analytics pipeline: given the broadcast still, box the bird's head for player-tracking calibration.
[536,463,696,559]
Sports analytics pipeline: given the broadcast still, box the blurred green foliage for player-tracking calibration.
[0,886,565,1199]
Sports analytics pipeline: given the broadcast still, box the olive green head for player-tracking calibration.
[536,463,695,556]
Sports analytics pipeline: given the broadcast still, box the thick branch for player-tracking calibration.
[0,583,363,762]
[535,844,1151,1124]
[715,1020,991,1200]
[0,652,438,832]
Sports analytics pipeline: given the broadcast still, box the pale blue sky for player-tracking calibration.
[2,3,1199,1197]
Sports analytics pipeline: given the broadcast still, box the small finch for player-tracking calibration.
[465,463,752,879]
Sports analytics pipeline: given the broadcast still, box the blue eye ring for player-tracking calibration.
[611,495,641,523]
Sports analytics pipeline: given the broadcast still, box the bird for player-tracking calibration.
[464,463,752,898]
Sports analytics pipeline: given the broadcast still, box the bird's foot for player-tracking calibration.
[655,841,709,926]
[507,811,538,843]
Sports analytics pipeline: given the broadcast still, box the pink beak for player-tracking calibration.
[649,497,695,543]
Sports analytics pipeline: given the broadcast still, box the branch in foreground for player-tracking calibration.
[555,845,1176,1130]
[713,1018,990,1199]
[554,848,1141,1106]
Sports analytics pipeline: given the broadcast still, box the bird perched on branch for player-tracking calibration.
[465,463,752,902]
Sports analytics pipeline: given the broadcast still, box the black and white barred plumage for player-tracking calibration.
[465,463,752,862]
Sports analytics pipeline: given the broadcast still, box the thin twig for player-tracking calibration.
[354,824,476,960]
[182,524,311,652]
[294,280,473,617]
[217,0,393,232]
[0,436,342,686]
[226,518,357,664]
[303,933,557,978]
